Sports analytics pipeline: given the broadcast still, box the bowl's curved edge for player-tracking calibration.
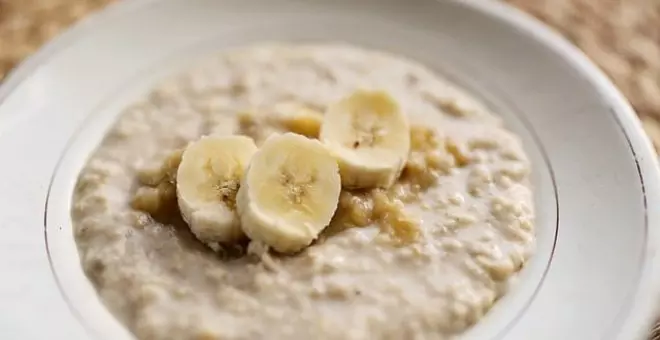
[0,0,159,131]
[461,1,660,339]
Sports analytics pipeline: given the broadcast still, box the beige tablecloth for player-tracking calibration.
[1,0,659,337]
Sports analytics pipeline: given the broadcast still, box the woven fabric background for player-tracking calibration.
[0,0,659,338]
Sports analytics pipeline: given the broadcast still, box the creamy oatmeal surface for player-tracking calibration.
[72,44,535,340]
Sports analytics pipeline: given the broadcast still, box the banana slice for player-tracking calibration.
[273,101,324,138]
[320,90,411,189]
[236,133,341,253]
[176,135,258,246]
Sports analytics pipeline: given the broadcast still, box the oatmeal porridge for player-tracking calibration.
[72,43,535,340]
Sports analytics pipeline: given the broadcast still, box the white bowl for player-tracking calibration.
[0,0,658,339]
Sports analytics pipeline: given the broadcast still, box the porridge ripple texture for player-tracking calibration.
[71,44,535,340]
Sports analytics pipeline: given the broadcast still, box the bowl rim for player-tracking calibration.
[468,2,660,339]
[0,0,659,339]
[471,2,660,338]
